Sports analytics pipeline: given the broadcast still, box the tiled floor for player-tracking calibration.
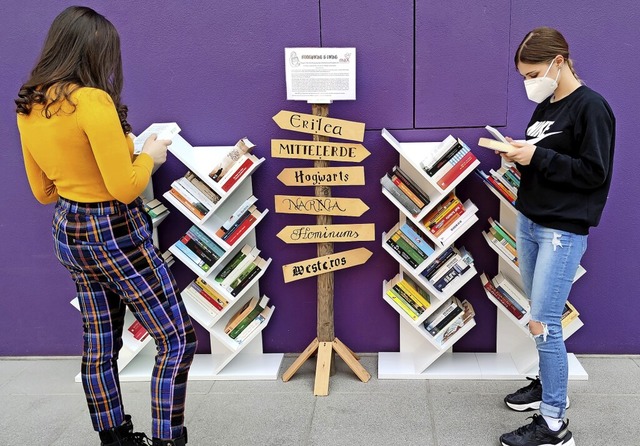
[1,355,639,445]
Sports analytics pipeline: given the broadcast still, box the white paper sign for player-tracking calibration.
[285,47,356,102]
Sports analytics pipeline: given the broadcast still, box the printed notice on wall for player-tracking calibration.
[285,47,356,102]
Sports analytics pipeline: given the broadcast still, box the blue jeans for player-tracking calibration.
[517,214,587,419]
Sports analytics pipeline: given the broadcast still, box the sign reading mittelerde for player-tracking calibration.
[271,139,370,162]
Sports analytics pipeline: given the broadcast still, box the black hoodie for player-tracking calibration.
[515,85,615,235]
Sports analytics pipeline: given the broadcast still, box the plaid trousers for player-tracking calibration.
[52,197,197,440]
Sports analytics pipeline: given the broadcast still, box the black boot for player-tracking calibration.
[151,427,188,446]
[99,414,150,445]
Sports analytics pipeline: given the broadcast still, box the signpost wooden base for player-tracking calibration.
[280,103,370,395]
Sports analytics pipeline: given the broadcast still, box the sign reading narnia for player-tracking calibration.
[271,139,370,162]
[277,166,365,187]
[272,111,365,142]
[276,223,376,244]
[282,247,372,283]
[274,195,369,217]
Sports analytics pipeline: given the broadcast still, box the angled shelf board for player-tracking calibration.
[378,129,480,379]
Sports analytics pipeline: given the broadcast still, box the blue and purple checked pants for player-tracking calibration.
[52,197,197,440]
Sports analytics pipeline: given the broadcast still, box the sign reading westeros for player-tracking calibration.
[272,110,365,142]
[274,195,369,217]
[282,247,372,283]
[277,166,365,187]
[277,223,375,244]
[271,139,370,163]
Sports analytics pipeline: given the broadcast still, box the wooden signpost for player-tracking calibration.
[277,166,365,187]
[274,104,371,395]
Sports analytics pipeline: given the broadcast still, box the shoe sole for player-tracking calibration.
[505,398,570,412]
[501,438,575,446]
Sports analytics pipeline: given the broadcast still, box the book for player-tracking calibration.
[225,296,258,334]
[223,209,259,246]
[220,247,259,290]
[228,296,269,339]
[402,275,431,307]
[386,289,419,319]
[209,137,255,182]
[230,257,267,297]
[438,299,474,344]
[221,154,257,192]
[195,277,228,307]
[391,284,426,314]
[386,237,420,269]
[480,272,525,320]
[478,137,516,154]
[127,321,148,341]
[493,273,529,310]
[134,122,181,155]
[185,171,221,204]
[234,306,271,344]
[485,125,509,143]
[424,301,460,335]
[216,196,258,238]
[215,245,254,283]
[399,222,434,257]
[421,247,456,281]
[173,239,212,271]
[420,135,457,171]
[436,149,478,190]
[183,286,220,317]
[391,174,426,209]
[391,166,430,205]
[424,141,464,177]
[188,226,225,258]
[176,176,218,211]
[381,174,422,215]
[390,230,426,264]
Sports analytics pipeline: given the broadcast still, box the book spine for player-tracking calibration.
[169,189,206,219]
[189,226,225,258]
[391,285,426,314]
[215,249,249,283]
[182,233,218,265]
[230,264,262,297]
[223,213,258,246]
[481,276,524,319]
[381,175,421,215]
[218,197,258,237]
[432,305,464,335]
[228,263,258,292]
[229,305,264,339]
[386,238,420,268]
[392,175,425,208]
[391,166,431,205]
[177,177,217,210]
[386,290,419,319]
[172,181,209,214]
[391,232,426,264]
[425,142,463,177]
[424,302,457,333]
[398,279,430,308]
[429,203,465,235]
[174,240,210,271]
[421,247,455,280]
[234,314,266,343]
[399,223,434,257]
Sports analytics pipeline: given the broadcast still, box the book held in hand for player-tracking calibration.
[134,122,181,154]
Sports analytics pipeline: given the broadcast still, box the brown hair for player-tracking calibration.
[15,6,131,134]
[515,27,579,80]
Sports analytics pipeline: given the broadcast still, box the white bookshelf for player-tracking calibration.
[378,129,480,379]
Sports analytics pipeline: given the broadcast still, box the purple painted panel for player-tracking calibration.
[320,0,414,130]
[415,0,511,128]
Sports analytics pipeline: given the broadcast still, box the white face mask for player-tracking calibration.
[524,60,562,103]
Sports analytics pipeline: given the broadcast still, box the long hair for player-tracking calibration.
[515,27,580,81]
[15,6,131,134]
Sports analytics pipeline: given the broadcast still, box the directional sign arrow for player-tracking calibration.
[282,247,373,283]
[272,110,365,142]
[277,166,365,187]
[271,139,371,162]
[274,195,369,217]
[276,223,376,244]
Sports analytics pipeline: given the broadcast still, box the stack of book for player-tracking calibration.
[215,245,267,297]
[183,277,229,318]
[419,136,478,189]
[483,218,518,266]
[562,301,580,328]
[386,221,435,268]
[216,196,260,246]
[169,171,221,219]
[161,251,175,268]
[475,165,520,206]
[423,298,474,345]
[421,246,474,292]
[143,198,169,221]
[208,138,259,193]
[225,295,272,344]
[480,272,529,320]
[174,225,224,272]
[380,165,430,216]
[421,192,466,241]
[385,275,432,320]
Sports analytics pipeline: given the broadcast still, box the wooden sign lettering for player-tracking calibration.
[282,247,373,283]
[277,223,376,244]
[272,110,365,142]
[274,195,369,217]
[277,166,365,187]
[271,139,370,162]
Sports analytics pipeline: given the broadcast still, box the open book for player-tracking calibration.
[133,122,181,154]
[478,125,516,153]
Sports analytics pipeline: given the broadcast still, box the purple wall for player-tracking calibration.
[1,1,638,356]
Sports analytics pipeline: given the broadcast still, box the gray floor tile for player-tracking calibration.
[0,357,80,395]
[309,392,432,446]
[572,355,640,395]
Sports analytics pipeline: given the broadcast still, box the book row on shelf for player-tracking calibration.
[475,164,521,206]
[483,217,519,267]
[423,297,474,345]
[224,295,273,345]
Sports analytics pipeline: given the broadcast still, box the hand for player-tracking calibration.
[141,134,171,171]
[500,140,536,166]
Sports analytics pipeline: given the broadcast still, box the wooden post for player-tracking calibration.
[281,103,371,395]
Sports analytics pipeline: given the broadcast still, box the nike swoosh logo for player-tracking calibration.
[526,131,561,145]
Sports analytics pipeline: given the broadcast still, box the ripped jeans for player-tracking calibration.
[517,214,588,419]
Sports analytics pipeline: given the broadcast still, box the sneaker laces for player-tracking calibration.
[513,376,540,394]
[511,414,543,436]
[129,432,152,445]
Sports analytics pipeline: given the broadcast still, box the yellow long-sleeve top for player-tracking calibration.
[17,87,154,205]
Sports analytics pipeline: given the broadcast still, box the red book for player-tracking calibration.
[431,204,465,236]
[487,176,516,203]
[481,274,524,320]
[223,213,258,246]
[222,157,254,192]
[437,151,477,189]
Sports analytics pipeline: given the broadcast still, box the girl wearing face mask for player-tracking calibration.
[498,27,615,446]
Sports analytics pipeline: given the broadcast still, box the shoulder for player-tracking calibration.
[71,87,115,107]
[573,86,614,115]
